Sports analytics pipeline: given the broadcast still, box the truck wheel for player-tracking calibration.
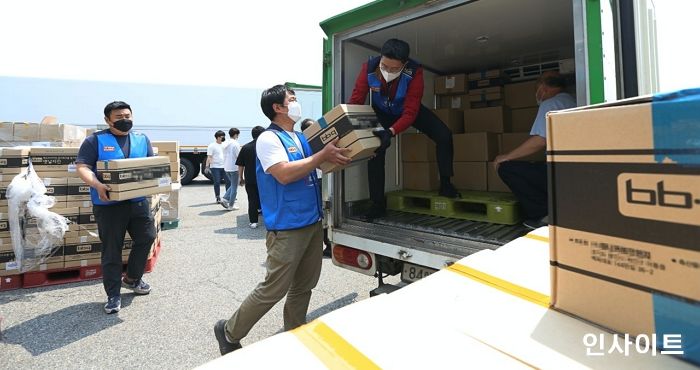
[180,158,196,185]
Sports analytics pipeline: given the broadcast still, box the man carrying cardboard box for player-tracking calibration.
[349,38,461,220]
[493,72,575,229]
[214,85,350,355]
[76,101,157,314]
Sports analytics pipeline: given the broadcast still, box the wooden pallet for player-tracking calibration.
[0,274,23,291]
[22,265,102,288]
[386,190,521,225]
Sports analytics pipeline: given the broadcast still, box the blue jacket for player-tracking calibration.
[367,55,420,117]
[91,131,149,205]
[256,124,321,231]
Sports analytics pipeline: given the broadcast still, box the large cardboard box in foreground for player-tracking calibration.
[97,156,171,201]
[319,129,380,173]
[304,104,378,153]
[548,91,700,365]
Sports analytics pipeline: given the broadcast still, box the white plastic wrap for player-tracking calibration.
[7,163,68,272]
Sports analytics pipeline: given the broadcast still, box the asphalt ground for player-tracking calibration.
[0,177,399,369]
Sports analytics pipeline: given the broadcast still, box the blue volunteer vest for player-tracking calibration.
[367,56,420,117]
[255,124,321,231]
[91,131,149,206]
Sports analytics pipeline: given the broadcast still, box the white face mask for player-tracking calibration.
[381,69,402,83]
[286,101,302,122]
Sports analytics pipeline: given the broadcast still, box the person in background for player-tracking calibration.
[348,38,460,221]
[300,118,331,258]
[75,101,157,314]
[236,126,265,228]
[221,127,241,210]
[206,130,228,204]
[494,71,576,229]
[213,84,350,355]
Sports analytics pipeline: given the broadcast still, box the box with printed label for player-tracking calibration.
[63,243,102,261]
[437,94,469,110]
[434,74,466,94]
[108,184,172,201]
[99,165,170,185]
[548,90,700,365]
[320,129,380,174]
[0,147,30,168]
[401,133,436,162]
[304,104,379,154]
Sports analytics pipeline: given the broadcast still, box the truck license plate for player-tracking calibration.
[401,263,437,283]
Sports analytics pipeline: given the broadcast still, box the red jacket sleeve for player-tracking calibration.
[348,62,369,105]
[390,67,423,135]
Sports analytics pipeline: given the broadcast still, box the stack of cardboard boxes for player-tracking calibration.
[151,141,180,223]
[0,122,87,147]
[401,134,438,191]
[427,70,547,194]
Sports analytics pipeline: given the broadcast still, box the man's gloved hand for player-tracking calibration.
[372,128,393,154]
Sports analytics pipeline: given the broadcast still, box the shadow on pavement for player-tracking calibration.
[1,295,139,355]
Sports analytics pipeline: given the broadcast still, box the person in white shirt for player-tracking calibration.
[206,130,227,203]
[494,71,576,229]
[221,127,241,210]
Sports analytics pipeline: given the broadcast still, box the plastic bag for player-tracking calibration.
[7,162,68,272]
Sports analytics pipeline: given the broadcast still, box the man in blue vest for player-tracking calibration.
[214,85,351,355]
[349,38,461,220]
[76,101,158,314]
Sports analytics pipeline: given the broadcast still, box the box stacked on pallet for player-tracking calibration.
[400,133,438,191]
[0,148,29,277]
[466,69,507,109]
[151,141,180,223]
[0,122,86,147]
[121,195,162,265]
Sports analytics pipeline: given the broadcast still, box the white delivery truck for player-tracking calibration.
[320,0,659,294]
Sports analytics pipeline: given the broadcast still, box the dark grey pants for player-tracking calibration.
[94,200,157,298]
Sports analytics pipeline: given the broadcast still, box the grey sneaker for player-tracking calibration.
[214,319,242,355]
[104,295,121,314]
[122,277,151,295]
[220,200,230,209]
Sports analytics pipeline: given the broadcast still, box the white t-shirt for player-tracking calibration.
[207,142,225,168]
[256,129,304,173]
[223,140,241,172]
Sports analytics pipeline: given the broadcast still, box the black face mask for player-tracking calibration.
[113,119,133,133]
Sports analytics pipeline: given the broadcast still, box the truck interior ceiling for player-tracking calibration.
[335,0,577,250]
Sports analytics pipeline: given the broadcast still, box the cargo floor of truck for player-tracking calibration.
[339,209,530,260]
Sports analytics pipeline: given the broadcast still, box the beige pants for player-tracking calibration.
[225,221,323,341]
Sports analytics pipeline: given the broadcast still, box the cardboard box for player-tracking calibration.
[320,129,380,173]
[453,133,498,162]
[452,162,487,191]
[402,162,438,191]
[108,183,172,201]
[24,262,65,272]
[99,165,170,184]
[0,147,30,169]
[151,141,179,153]
[12,123,40,141]
[548,93,700,364]
[467,69,502,81]
[500,133,545,161]
[487,161,511,192]
[437,95,469,110]
[464,106,511,133]
[510,107,538,132]
[38,124,86,143]
[64,259,100,268]
[0,122,13,142]
[401,133,436,162]
[468,86,503,103]
[305,104,379,153]
[97,156,169,170]
[161,187,179,221]
[504,80,538,109]
[432,109,464,134]
[434,74,466,94]
[467,78,507,90]
[63,243,102,261]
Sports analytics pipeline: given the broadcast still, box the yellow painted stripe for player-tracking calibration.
[292,320,380,370]
[524,233,549,243]
[447,264,551,308]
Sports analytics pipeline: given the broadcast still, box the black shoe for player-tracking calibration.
[439,183,461,198]
[523,217,548,230]
[363,205,386,221]
[323,246,332,257]
[214,319,242,355]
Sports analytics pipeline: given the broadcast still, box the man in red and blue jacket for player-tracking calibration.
[349,38,460,220]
